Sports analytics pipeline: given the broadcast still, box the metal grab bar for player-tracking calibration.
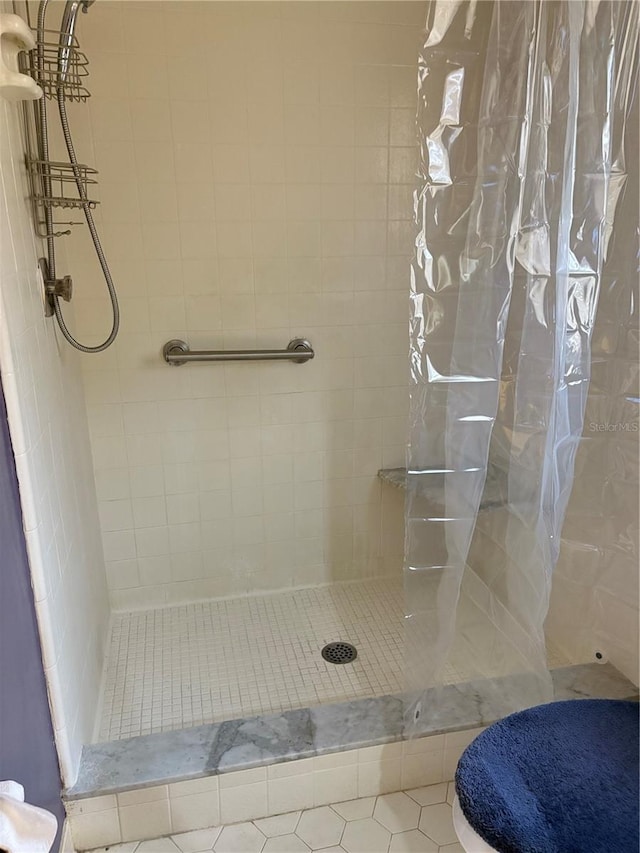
[162,338,314,366]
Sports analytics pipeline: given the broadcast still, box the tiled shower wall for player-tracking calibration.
[546,112,640,686]
[0,8,109,785]
[67,1,421,608]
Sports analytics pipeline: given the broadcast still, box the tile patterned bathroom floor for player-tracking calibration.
[98,577,572,741]
[86,784,463,853]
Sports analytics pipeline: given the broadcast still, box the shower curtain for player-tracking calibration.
[406,0,639,725]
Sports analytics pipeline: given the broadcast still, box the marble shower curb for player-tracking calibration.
[66,662,637,800]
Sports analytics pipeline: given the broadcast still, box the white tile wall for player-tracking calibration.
[65,0,420,608]
[0,3,110,784]
[66,729,476,848]
[544,116,640,686]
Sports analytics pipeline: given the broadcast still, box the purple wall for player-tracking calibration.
[0,376,64,851]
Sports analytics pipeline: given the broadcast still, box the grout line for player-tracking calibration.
[97,575,574,742]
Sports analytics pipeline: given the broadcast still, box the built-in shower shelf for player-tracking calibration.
[377,467,408,489]
[377,467,506,510]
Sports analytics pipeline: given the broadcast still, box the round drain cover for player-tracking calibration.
[321,642,357,665]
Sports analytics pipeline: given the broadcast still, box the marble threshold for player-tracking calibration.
[66,663,637,803]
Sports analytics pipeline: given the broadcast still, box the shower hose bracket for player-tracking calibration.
[39,257,73,317]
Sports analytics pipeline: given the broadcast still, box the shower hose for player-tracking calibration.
[36,0,119,353]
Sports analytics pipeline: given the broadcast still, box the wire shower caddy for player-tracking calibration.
[20,25,99,238]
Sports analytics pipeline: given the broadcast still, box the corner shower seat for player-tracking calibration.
[378,467,506,510]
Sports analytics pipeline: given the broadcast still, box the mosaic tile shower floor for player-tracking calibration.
[98,579,407,740]
[97,578,570,742]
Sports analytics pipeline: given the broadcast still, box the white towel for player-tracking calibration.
[0,781,58,853]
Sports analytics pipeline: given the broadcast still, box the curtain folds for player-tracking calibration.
[406,0,639,727]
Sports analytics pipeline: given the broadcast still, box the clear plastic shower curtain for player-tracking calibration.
[406,0,639,725]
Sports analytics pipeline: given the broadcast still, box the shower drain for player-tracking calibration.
[321,642,358,665]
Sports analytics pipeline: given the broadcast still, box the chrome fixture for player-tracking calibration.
[163,338,315,366]
[58,0,95,83]
[321,642,358,665]
[21,0,119,352]
[39,257,71,316]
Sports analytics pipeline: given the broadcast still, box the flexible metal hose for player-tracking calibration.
[36,0,56,278]
[54,86,119,352]
[36,0,119,353]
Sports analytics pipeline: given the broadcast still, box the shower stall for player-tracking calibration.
[0,0,637,846]
[64,0,419,741]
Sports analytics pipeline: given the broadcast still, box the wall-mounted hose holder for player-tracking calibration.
[39,257,72,317]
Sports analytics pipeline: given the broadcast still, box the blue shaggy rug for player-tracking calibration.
[455,699,639,853]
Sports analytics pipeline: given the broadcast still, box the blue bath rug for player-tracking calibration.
[455,698,639,853]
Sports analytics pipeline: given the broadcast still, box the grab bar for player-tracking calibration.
[162,338,314,366]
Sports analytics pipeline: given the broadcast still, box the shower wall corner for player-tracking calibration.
[0,22,111,785]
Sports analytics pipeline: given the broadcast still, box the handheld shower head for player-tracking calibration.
[61,0,94,38]
[59,0,95,80]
